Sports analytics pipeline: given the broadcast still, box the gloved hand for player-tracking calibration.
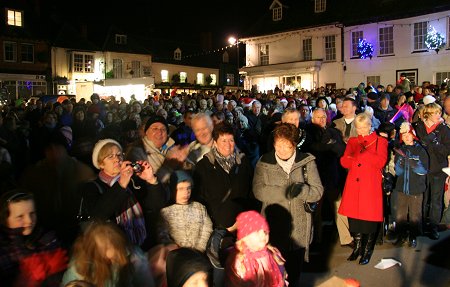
[286,182,304,200]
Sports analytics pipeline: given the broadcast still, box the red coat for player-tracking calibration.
[338,132,388,222]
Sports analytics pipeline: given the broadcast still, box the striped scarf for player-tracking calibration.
[212,146,237,174]
[99,171,147,246]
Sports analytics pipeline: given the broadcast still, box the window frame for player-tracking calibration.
[161,70,169,82]
[115,34,127,45]
[226,73,235,86]
[436,71,450,86]
[366,76,381,88]
[303,38,312,61]
[273,7,282,21]
[20,43,34,63]
[413,21,428,51]
[113,59,123,78]
[180,72,187,83]
[73,53,94,73]
[7,9,23,27]
[351,31,364,58]
[314,0,326,13]
[378,26,394,56]
[259,44,269,66]
[3,41,17,62]
[324,35,336,61]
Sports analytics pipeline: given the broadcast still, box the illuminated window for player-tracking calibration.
[180,72,187,83]
[197,73,204,85]
[4,41,17,62]
[324,35,336,61]
[115,34,127,45]
[413,21,428,51]
[7,9,22,27]
[21,43,34,63]
[259,44,269,65]
[315,0,326,13]
[113,59,123,78]
[161,70,169,82]
[273,7,282,21]
[73,53,94,73]
[379,26,394,55]
[303,38,312,61]
[210,74,217,85]
[351,31,363,57]
[436,72,450,86]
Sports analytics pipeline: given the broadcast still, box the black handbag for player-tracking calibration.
[302,164,319,213]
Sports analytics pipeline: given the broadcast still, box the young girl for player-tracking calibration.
[225,210,286,287]
[393,122,429,248]
[0,189,68,287]
[61,220,154,287]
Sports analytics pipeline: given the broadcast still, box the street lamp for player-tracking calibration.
[228,36,239,88]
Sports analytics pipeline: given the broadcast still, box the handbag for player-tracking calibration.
[302,164,319,213]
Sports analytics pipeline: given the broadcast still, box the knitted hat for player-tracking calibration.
[399,121,418,143]
[144,115,168,133]
[169,170,194,197]
[423,95,436,105]
[236,210,269,241]
[91,138,121,169]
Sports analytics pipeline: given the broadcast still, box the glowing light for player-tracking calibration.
[357,39,374,59]
[425,26,445,53]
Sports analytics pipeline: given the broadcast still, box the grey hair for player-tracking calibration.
[191,112,213,128]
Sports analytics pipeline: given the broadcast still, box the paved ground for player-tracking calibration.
[297,226,450,287]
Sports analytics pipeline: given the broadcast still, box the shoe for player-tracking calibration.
[347,233,362,261]
[359,233,376,265]
[429,227,440,240]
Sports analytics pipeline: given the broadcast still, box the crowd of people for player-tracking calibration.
[0,78,449,286]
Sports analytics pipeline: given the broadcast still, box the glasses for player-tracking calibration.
[104,152,124,160]
[149,127,167,133]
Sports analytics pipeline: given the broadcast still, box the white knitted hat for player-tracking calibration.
[91,138,121,169]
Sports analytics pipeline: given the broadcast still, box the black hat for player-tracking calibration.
[166,248,212,287]
[377,122,395,135]
[144,115,168,133]
[367,92,378,101]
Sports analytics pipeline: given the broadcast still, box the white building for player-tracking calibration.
[240,0,450,92]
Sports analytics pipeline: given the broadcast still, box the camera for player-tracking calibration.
[130,162,143,173]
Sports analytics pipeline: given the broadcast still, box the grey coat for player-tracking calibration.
[253,151,323,261]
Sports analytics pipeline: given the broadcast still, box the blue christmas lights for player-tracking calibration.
[357,39,374,59]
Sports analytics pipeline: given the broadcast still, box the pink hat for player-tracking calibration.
[236,211,269,240]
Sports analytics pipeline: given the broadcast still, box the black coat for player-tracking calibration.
[193,151,258,228]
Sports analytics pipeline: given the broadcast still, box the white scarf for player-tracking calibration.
[275,150,296,174]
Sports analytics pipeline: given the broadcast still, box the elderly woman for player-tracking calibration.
[339,113,388,265]
[193,123,257,229]
[253,123,323,284]
[81,139,167,250]
[0,190,68,286]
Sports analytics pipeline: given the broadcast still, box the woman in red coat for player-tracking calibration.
[338,113,388,265]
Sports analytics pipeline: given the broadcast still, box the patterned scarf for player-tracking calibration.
[99,171,147,246]
[212,146,236,174]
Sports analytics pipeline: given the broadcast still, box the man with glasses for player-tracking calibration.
[125,115,189,184]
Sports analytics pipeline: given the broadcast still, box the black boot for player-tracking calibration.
[347,233,362,261]
[359,233,376,265]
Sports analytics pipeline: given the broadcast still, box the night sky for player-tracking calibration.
[54,0,269,48]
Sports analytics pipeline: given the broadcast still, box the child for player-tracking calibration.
[393,122,429,248]
[225,210,286,287]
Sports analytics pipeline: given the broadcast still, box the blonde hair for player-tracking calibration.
[97,142,122,166]
[72,221,131,286]
[354,112,372,128]
[423,103,442,120]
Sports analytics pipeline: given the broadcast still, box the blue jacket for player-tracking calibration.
[394,142,429,195]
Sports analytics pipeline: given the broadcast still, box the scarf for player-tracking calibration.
[99,171,147,246]
[275,151,296,174]
[212,146,236,174]
[237,245,284,287]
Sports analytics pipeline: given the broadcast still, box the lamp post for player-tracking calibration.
[228,36,239,88]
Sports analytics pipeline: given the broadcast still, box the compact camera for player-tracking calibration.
[130,162,143,173]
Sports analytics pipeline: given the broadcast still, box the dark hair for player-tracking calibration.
[343,97,357,107]
[212,123,235,141]
[212,111,225,122]
[273,123,299,147]
[0,189,34,226]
